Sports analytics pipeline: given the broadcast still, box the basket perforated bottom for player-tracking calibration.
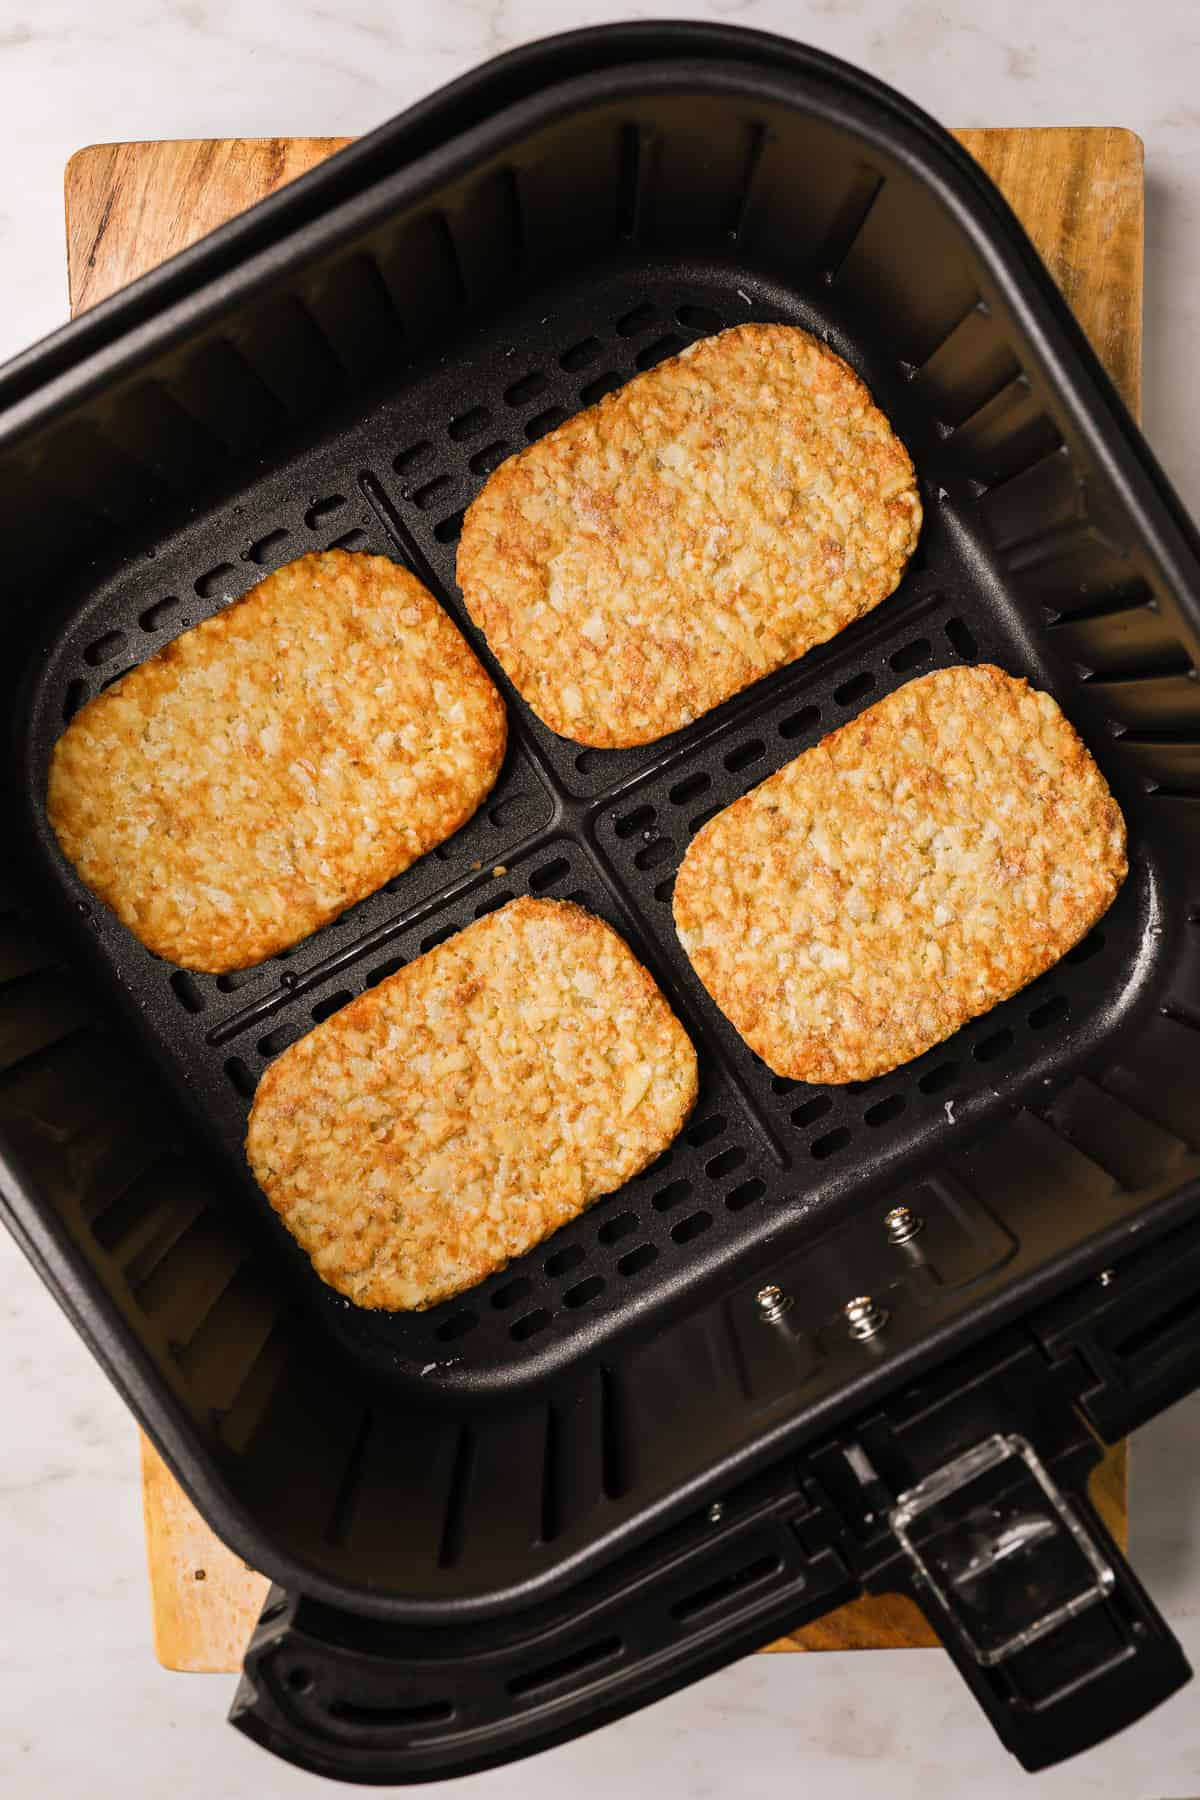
[21,256,1168,1391]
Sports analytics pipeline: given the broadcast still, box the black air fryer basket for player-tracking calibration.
[5,22,1200,1782]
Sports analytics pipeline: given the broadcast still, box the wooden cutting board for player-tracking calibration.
[64,126,1142,1671]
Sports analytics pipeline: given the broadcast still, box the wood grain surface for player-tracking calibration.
[65,126,1141,1672]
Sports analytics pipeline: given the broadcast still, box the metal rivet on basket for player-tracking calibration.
[707,1501,725,1524]
[756,1283,792,1322]
[845,1295,888,1341]
[1098,1268,1116,1288]
[884,1204,924,1245]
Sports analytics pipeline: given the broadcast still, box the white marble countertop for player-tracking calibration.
[4,2,1200,1795]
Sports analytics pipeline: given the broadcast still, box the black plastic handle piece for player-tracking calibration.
[1033,1211,1200,1444]
[923,1508,1188,1771]
[230,1237,1200,1784]
[864,1436,1190,1772]
[824,1319,1195,1774]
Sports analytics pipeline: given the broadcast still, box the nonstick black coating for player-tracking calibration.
[18,256,1171,1391]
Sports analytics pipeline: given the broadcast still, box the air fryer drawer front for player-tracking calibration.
[230,1218,1200,1781]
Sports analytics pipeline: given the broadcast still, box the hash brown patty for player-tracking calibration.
[457,323,921,747]
[245,897,698,1310]
[47,551,506,972]
[672,665,1127,1083]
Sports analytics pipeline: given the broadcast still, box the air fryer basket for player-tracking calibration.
[5,21,1200,1781]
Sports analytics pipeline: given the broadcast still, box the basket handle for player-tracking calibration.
[863,1432,1190,1771]
[228,1477,1188,1783]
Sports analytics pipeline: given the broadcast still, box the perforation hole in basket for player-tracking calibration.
[223,1057,256,1098]
[706,1145,746,1179]
[918,1059,959,1094]
[510,1308,550,1342]
[676,304,723,332]
[216,968,261,993]
[792,1095,832,1128]
[364,955,405,988]
[834,670,875,708]
[526,407,568,440]
[412,474,452,510]
[245,528,290,565]
[529,856,570,893]
[169,971,205,1015]
[724,738,765,774]
[420,922,458,954]
[653,875,676,903]
[434,509,465,544]
[1029,994,1070,1030]
[771,1075,799,1096]
[447,406,491,442]
[437,1309,478,1343]
[634,837,674,871]
[194,563,238,600]
[669,771,711,807]
[633,1148,672,1186]
[504,371,546,407]
[974,1025,1015,1064]
[560,336,604,372]
[100,665,136,691]
[1065,929,1105,965]
[575,749,604,777]
[945,616,979,659]
[617,303,657,336]
[864,1092,906,1127]
[309,990,351,1025]
[491,1276,532,1312]
[615,804,655,839]
[544,1243,585,1279]
[689,801,723,833]
[84,629,127,667]
[564,1275,605,1309]
[779,704,821,741]
[258,1021,305,1058]
[890,637,932,673]
[617,1242,657,1277]
[474,887,515,918]
[393,440,434,476]
[47,669,86,731]
[305,494,346,530]
[812,1125,852,1160]
[636,335,684,370]
[672,1211,712,1245]
[469,440,510,477]
[651,1178,692,1214]
[597,1210,638,1246]
[328,529,369,553]
[726,1177,765,1213]
[580,372,623,405]
[138,597,181,632]
[686,1113,725,1148]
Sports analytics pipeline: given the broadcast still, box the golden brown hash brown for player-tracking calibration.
[457,322,921,747]
[673,665,1126,1083]
[245,898,698,1310]
[47,550,506,972]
